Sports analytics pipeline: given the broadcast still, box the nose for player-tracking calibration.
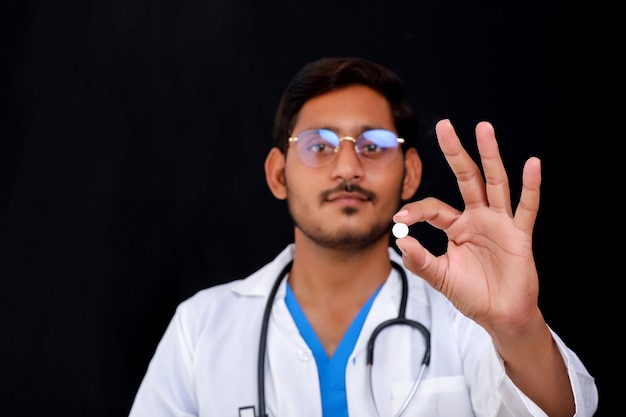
[330,137,364,179]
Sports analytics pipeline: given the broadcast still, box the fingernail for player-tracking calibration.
[395,209,408,218]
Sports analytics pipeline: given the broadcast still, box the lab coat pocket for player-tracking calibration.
[392,376,474,416]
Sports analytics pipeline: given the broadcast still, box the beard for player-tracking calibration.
[286,182,399,252]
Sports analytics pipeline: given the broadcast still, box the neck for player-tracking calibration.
[288,231,392,305]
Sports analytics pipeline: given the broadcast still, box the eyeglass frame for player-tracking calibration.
[287,128,405,169]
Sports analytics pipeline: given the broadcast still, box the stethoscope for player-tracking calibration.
[253,259,431,417]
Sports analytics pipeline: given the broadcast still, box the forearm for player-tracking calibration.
[490,310,575,417]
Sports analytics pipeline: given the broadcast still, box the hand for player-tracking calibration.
[394,119,542,332]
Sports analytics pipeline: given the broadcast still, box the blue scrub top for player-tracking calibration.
[285,284,382,417]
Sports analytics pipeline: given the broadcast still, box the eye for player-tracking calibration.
[309,141,332,153]
[357,129,399,158]
[300,129,338,155]
[360,141,383,155]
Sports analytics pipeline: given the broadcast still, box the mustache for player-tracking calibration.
[321,182,376,201]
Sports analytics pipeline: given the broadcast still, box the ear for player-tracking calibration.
[265,147,288,200]
[401,148,422,200]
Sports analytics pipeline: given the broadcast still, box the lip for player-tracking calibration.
[326,192,369,203]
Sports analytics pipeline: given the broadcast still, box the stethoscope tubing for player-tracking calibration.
[256,260,430,417]
[257,260,293,417]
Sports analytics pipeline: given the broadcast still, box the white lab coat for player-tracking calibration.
[129,244,598,417]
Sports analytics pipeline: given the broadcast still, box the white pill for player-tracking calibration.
[392,222,409,239]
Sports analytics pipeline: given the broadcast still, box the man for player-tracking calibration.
[129,57,598,416]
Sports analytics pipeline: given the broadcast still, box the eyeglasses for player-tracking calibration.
[288,128,404,169]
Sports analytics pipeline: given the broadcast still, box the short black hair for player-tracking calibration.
[273,57,418,153]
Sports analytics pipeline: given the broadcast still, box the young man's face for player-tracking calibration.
[275,85,421,251]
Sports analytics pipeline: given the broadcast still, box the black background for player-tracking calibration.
[0,1,609,416]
